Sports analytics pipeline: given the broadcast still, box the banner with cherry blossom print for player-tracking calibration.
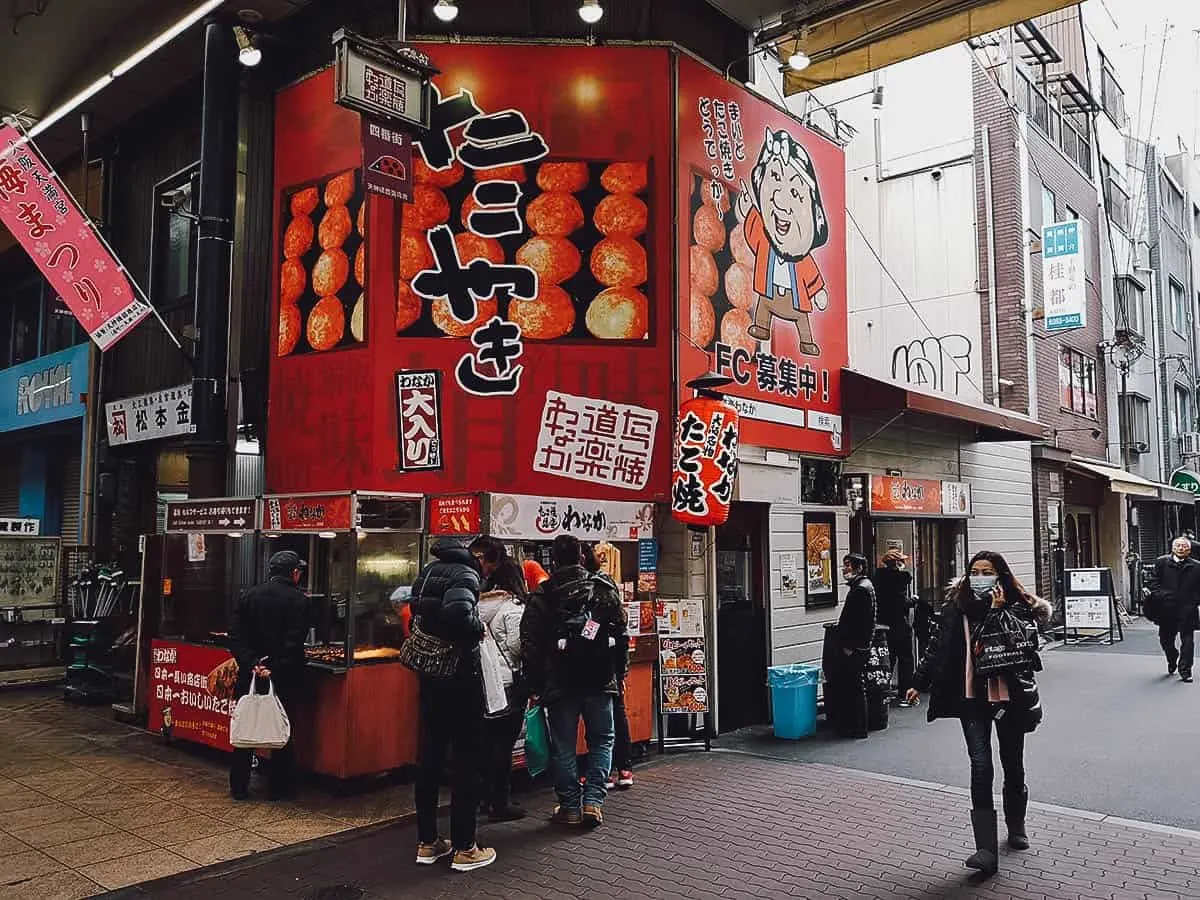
[0,122,151,350]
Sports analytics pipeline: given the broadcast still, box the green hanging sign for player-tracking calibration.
[1170,468,1200,496]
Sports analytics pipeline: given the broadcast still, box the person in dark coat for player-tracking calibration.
[906,550,1052,877]
[873,549,916,706]
[409,537,496,873]
[228,550,310,801]
[521,535,628,828]
[583,543,635,791]
[1146,536,1200,682]
[829,553,875,739]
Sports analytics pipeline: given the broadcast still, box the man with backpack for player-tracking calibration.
[521,535,628,828]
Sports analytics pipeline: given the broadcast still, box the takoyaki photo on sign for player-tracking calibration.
[736,127,829,356]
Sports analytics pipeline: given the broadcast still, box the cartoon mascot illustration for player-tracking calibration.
[736,127,830,355]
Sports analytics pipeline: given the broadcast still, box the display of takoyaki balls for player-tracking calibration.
[693,203,725,253]
[357,201,366,236]
[516,236,581,285]
[703,180,731,217]
[689,244,719,297]
[350,294,365,343]
[690,291,716,346]
[306,295,345,351]
[527,191,585,236]
[536,161,589,193]
[283,216,314,259]
[398,230,435,282]
[290,186,319,217]
[586,286,648,340]
[591,236,647,288]
[414,156,465,188]
[278,302,301,356]
[593,193,647,237]
[473,163,526,183]
[396,280,421,333]
[324,171,355,207]
[401,183,451,230]
[509,284,575,340]
[280,258,306,306]
[354,245,365,288]
[720,308,757,356]
[600,161,648,194]
[454,231,505,265]
[312,248,350,298]
[729,216,754,267]
[319,205,352,250]
[724,262,754,311]
[432,297,498,337]
[460,192,483,230]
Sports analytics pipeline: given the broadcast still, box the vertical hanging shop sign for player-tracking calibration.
[395,369,444,471]
[1043,220,1085,331]
[0,122,151,349]
[362,118,413,202]
[670,395,740,528]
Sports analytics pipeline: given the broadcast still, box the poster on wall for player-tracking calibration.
[533,391,658,491]
[676,58,847,456]
[779,551,800,601]
[395,369,443,471]
[657,598,708,714]
[804,514,836,609]
[0,537,59,613]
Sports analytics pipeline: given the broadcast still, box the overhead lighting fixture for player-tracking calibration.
[319,531,337,539]
[235,26,262,67]
[579,0,603,25]
[788,50,811,71]
[871,85,884,109]
[433,0,458,23]
[31,0,223,137]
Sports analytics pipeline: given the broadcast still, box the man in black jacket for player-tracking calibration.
[228,550,309,801]
[830,553,876,739]
[1148,537,1200,682]
[522,535,628,828]
[409,537,496,873]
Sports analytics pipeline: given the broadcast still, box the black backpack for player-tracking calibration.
[554,577,614,691]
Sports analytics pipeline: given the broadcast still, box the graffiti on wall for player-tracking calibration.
[890,333,973,395]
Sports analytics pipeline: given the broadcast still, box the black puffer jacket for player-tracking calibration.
[872,565,913,628]
[230,575,309,695]
[913,591,1052,733]
[838,575,876,651]
[409,538,484,655]
[521,564,628,702]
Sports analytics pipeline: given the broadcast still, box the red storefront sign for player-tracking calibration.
[267,46,674,500]
[676,58,847,456]
[429,494,481,534]
[147,640,235,752]
[671,396,740,528]
[0,123,151,349]
[263,494,354,532]
[869,476,943,515]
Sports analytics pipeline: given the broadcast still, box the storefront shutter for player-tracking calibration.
[1136,502,1165,563]
[0,453,19,517]
[59,441,82,544]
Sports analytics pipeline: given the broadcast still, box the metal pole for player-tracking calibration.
[397,0,406,42]
[80,111,100,552]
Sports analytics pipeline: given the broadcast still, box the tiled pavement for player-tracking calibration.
[131,751,1200,900]
[0,689,418,899]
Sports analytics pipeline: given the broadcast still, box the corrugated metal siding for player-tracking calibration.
[960,441,1036,587]
[229,453,265,592]
[769,504,850,666]
[846,414,962,480]
[59,441,81,544]
[0,451,19,516]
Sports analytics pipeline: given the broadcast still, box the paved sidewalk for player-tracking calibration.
[126,751,1200,900]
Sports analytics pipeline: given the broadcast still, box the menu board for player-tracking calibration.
[0,537,60,613]
[658,599,709,714]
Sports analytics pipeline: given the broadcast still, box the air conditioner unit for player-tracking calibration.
[1181,432,1200,457]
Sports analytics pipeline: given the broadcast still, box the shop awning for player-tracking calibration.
[1068,460,1192,503]
[841,369,1045,442]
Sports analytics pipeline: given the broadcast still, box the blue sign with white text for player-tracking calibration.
[0,343,89,433]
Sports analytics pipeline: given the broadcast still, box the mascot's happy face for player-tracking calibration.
[751,128,829,262]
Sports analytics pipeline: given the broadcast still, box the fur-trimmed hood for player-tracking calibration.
[944,578,1053,627]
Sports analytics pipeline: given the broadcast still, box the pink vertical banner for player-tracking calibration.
[0,122,152,350]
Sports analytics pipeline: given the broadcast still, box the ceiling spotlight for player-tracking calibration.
[235,26,261,67]
[579,0,603,25]
[433,0,458,22]
[788,50,811,71]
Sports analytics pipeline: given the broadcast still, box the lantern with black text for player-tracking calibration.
[671,396,740,528]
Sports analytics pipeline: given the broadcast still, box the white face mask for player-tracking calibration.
[968,574,998,597]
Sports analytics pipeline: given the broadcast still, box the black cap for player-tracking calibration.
[268,550,308,574]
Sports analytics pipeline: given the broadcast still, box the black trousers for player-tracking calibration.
[612,684,632,771]
[481,679,527,811]
[960,706,1026,810]
[1159,624,1196,675]
[417,666,485,850]
[830,649,869,738]
[885,618,915,695]
[229,673,297,799]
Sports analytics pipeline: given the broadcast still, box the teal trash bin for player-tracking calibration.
[768,663,820,739]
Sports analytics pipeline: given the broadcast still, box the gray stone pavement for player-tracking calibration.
[122,751,1200,900]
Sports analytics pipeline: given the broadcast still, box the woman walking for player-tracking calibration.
[905,551,1051,877]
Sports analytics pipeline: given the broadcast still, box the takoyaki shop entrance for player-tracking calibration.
[714,502,770,733]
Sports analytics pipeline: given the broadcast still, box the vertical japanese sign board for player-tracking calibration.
[1043,220,1085,332]
[0,122,151,349]
[362,119,413,202]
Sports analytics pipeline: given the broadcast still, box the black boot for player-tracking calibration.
[965,809,999,875]
[1003,787,1029,850]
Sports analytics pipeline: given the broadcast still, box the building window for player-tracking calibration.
[1100,53,1127,128]
[1119,393,1151,449]
[152,166,200,312]
[1101,158,1130,233]
[1116,276,1144,338]
[1193,204,1200,237]
[1161,174,1185,229]
[1174,385,1194,439]
[1170,277,1188,334]
[1059,347,1097,418]
[1066,205,1080,221]
[1041,184,1056,228]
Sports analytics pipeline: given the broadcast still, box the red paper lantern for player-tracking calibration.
[671,395,740,528]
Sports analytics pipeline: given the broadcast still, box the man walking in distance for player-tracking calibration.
[229,550,309,801]
[522,535,628,828]
[1147,536,1200,682]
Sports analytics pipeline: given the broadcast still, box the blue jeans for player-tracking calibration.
[547,694,614,809]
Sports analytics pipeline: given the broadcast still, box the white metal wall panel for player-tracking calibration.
[960,441,1036,587]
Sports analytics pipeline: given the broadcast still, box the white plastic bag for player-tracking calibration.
[230,674,292,750]
[479,634,509,716]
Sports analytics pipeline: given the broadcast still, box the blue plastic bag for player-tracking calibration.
[523,704,551,777]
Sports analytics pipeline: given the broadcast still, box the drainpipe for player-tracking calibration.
[981,126,1001,407]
